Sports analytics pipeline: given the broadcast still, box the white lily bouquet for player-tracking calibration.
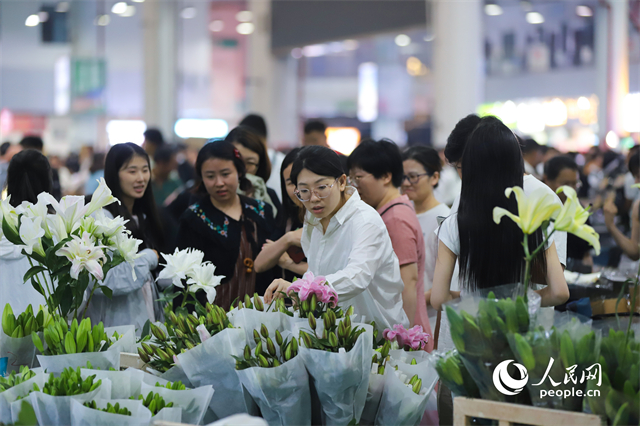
[0,178,143,320]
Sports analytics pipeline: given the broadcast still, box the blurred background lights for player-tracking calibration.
[95,14,110,26]
[526,12,544,24]
[111,2,127,15]
[236,22,255,35]
[120,5,136,17]
[106,120,146,146]
[55,2,70,13]
[290,48,303,59]
[516,102,545,133]
[38,12,49,23]
[484,3,503,16]
[358,62,378,123]
[209,20,224,32]
[343,40,359,50]
[326,127,361,155]
[605,131,619,149]
[544,98,568,127]
[302,44,327,57]
[622,92,640,133]
[235,11,253,22]
[25,14,40,27]
[181,7,197,19]
[576,5,593,17]
[394,34,411,47]
[577,96,591,110]
[174,119,229,139]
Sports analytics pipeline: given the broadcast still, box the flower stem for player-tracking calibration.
[81,283,99,320]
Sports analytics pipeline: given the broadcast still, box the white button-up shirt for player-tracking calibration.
[301,187,409,332]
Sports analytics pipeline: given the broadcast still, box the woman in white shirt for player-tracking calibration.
[431,117,569,312]
[263,146,408,332]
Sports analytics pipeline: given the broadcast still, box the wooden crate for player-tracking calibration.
[453,397,604,426]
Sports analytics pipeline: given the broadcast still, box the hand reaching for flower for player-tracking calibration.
[263,279,292,304]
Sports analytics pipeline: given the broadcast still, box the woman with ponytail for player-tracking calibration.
[175,140,277,309]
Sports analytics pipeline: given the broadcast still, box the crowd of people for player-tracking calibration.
[1,112,638,347]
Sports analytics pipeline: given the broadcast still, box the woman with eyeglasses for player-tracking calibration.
[402,146,454,295]
[263,146,409,333]
[175,141,277,309]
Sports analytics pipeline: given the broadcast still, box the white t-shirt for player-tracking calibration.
[447,174,567,266]
[301,187,409,333]
[417,203,459,292]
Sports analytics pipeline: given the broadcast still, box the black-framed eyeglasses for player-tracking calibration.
[294,179,338,202]
[402,173,429,185]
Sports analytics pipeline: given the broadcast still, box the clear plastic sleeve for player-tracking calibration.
[0,329,37,373]
[37,344,121,374]
[140,380,213,425]
[70,398,151,426]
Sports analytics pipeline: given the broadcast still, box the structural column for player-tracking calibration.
[431,0,484,149]
[143,0,177,139]
[608,0,629,135]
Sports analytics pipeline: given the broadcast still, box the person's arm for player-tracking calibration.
[604,199,640,260]
[400,262,418,326]
[277,251,308,275]
[255,229,302,273]
[534,242,570,307]
[431,240,458,311]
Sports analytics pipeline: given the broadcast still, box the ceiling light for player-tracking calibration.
[38,12,49,22]
[484,4,503,16]
[577,96,591,110]
[132,0,144,2]
[236,10,252,22]
[120,5,136,17]
[394,34,411,47]
[302,44,327,57]
[343,40,359,50]
[605,131,619,149]
[576,5,593,17]
[25,14,40,27]
[291,48,303,59]
[209,20,224,32]
[181,7,197,19]
[236,22,254,35]
[111,2,127,14]
[526,12,544,24]
[95,14,110,26]
[55,2,70,13]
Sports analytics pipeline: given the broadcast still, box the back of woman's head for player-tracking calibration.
[280,147,303,226]
[103,142,164,249]
[6,150,52,206]
[402,146,443,187]
[224,126,271,181]
[195,140,252,193]
[457,116,543,291]
[290,146,345,186]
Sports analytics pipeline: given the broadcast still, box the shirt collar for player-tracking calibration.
[306,186,360,228]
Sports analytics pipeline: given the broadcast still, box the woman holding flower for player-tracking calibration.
[84,142,164,332]
[175,140,277,310]
[263,146,409,333]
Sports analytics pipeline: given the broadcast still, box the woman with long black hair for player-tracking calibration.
[431,117,569,311]
[175,140,277,309]
[85,142,164,332]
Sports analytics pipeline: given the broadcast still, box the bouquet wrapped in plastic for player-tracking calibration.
[433,349,480,399]
[444,285,540,403]
[1,304,52,373]
[0,366,45,424]
[138,380,213,425]
[70,398,152,426]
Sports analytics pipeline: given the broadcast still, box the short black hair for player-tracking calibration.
[544,155,579,181]
[144,128,165,146]
[239,114,267,138]
[0,142,10,157]
[154,144,176,164]
[521,138,542,155]
[304,120,327,135]
[628,151,639,177]
[445,114,481,164]
[348,138,404,187]
[19,136,44,151]
[290,146,345,186]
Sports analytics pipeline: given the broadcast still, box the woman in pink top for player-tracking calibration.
[348,139,433,351]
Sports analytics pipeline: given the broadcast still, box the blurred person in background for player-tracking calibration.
[521,137,544,178]
[165,138,206,222]
[84,152,107,195]
[432,149,460,207]
[603,150,640,262]
[143,128,165,160]
[303,120,329,147]
[402,146,453,297]
[623,145,640,211]
[225,126,280,217]
[20,135,62,199]
[543,156,594,272]
[152,145,183,207]
[175,142,197,186]
[239,113,286,201]
[87,142,165,332]
[1,150,51,313]
[348,139,432,345]
[0,141,22,193]
[537,146,561,176]
[175,141,277,307]
[255,147,308,281]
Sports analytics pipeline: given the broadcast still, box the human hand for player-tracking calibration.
[603,196,618,226]
[263,279,292,304]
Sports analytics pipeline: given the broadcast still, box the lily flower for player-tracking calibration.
[554,186,601,255]
[94,210,129,238]
[19,216,46,257]
[55,232,107,281]
[156,248,205,288]
[85,178,119,216]
[39,193,87,234]
[46,214,68,244]
[186,262,224,304]
[493,186,561,234]
[110,231,143,279]
[0,196,20,237]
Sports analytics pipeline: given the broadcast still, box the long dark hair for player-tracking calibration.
[279,147,304,228]
[6,150,53,206]
[457,116,546,291]
[103,143,164,250]
[224,126,271,181]
[195,140,252,194]
[290,146,345,186]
